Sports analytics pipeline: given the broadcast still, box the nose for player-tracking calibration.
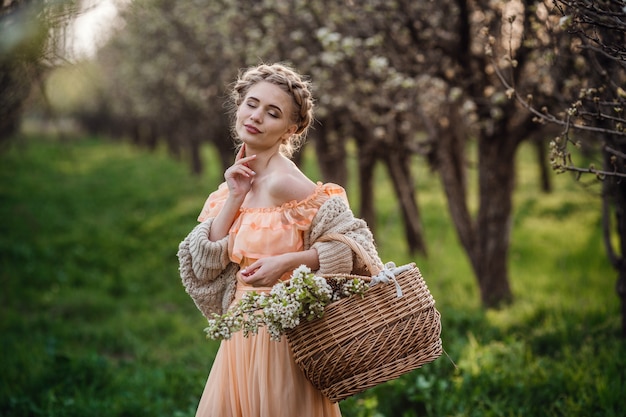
[250,109,262,122]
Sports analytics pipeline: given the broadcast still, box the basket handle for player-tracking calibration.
[316,233,382,276]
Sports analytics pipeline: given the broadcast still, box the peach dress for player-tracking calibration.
[195,182,346,417]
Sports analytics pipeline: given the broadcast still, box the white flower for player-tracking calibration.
[204,265,369,341]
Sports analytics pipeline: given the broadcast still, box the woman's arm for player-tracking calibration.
[209,146,257,241]
[240,248,320,287]
[208,194,246,241]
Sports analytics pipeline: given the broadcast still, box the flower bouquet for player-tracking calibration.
[204,265,368,342]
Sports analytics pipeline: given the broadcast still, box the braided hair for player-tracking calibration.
[230,63,314,158]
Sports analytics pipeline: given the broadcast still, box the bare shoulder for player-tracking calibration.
[267,160,317,205]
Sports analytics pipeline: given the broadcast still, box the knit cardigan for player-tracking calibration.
[177,195,383,319]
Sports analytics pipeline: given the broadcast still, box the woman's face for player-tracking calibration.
[236,81,297,153]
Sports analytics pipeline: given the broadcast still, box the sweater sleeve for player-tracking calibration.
[307,196,383,276]
[306,197,351,274]
[186,218,231,281]
[177,218,238,317]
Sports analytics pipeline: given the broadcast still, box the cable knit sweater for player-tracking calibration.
[177,196,383,318]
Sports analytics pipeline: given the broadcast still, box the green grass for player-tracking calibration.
[0,137,221,416]
[0,135,623,417]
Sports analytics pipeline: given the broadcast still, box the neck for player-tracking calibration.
[244,145,282,175]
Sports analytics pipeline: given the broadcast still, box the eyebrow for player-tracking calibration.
[248,96,284,115]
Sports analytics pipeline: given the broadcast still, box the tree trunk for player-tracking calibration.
[358,142,377,233]
[435,101,514,307]
[383,148,427,256]
[591,21,626,337]
[188,133,203,176]
[609,158,626,337]
[533,137,552,193]
[433,104,475,256]
[213,134,236,173]
[313,116,348,186]
[604,170,626,337]
[206,116,235,173]
[475,132,515,307]
[602,146,626,337]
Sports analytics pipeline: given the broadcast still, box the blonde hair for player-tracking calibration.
[230,63,314,158]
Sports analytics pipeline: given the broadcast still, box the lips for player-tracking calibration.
[244,124,261,134]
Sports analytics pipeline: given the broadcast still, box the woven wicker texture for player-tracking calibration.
[286,234,443,402]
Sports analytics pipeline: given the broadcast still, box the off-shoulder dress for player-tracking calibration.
[194,182,345,417]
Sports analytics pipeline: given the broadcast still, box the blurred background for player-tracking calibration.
[1,1,625,416]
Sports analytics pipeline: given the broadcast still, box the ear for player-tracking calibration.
[281,124,298,142]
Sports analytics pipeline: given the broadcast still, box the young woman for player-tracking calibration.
[179,63,382,417]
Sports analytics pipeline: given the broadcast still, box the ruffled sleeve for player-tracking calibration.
[197,182,230,222]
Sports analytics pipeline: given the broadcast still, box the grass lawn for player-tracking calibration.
[0,135,623,417]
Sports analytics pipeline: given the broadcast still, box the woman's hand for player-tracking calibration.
[208,144,256,241]
[240,249,320,287]
[224,144,257,200]
[240,255,290,287]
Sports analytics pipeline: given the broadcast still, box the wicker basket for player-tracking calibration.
[286,234,442,402]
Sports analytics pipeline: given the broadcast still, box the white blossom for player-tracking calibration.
[204,265,369,341]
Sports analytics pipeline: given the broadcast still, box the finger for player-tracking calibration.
[227,161,255,176]
[238,154,256,167]
[236,157,257,174]
[236,144,246,161]
[241,263,260,277]
[232,165,255,178]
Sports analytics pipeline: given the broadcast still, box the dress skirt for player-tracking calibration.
[195,287,342,417]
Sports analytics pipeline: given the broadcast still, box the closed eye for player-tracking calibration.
[245,96,283,118]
